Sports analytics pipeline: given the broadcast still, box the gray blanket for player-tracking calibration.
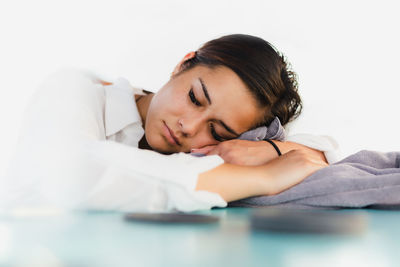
[229,150,400,210]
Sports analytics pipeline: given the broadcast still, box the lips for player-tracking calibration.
[163,121,181,146]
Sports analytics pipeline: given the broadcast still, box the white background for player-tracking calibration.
[1,0,399,179]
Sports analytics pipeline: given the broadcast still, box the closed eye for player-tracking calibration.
[189,88,201,106]
[210,123,223,142]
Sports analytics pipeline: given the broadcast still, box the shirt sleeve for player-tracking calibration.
[6,69,227,212]
[286,134,342,164]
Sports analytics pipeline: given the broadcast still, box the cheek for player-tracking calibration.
[143,112,162,150]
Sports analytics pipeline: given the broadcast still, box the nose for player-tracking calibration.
[178,115,205,138]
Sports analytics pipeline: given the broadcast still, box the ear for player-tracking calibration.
[171,51,196,77]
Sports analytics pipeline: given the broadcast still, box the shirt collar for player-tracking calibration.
[104,77,145,137]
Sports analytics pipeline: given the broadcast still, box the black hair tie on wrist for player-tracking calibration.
[264,139,282,156]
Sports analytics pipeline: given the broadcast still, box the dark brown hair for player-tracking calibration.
[177,34,302,128]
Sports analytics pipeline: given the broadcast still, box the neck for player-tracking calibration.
[135,93,154,128]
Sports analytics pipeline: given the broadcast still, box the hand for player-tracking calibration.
[191,139,280,166]
[262,149,328,195]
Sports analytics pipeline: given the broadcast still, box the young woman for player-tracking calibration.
[3,34,338,212]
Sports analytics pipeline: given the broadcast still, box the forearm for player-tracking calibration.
[196,163,269,202]
[196,150,326,203]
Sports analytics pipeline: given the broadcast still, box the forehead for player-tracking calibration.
[185,65,264,133]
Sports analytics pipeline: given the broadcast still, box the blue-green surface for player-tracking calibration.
[1,207,399,267]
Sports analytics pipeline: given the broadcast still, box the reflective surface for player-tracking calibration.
[1,207,399,267]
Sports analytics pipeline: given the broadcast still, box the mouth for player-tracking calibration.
[163,121,181,146]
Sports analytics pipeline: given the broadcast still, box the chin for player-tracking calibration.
[154,142,187,155]
[145,123,188,154]
[146,133,174,154]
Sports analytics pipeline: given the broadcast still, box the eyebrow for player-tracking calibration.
[198,77,239,137]
[199,78,211,105]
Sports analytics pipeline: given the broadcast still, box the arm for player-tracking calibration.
[196,149,328,202]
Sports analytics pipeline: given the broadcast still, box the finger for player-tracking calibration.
[191,145,216,155]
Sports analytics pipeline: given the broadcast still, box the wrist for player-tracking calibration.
[263,139,282,156]
[257,140,280,163]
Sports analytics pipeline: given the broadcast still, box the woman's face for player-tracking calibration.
[144,64,264,154]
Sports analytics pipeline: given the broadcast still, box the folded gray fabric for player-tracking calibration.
[229,150,400,210]
[238,117,286,141]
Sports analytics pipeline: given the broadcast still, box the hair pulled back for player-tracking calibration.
[178,34,302,127]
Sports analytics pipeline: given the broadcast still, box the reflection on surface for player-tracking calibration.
[0,208,399,267]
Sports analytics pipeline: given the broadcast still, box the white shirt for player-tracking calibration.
[1,69,340,213]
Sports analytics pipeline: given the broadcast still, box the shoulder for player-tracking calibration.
[39,68,100,90]
[25,68,108,124]
[34,68,106,103]
[21,69,109,139]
